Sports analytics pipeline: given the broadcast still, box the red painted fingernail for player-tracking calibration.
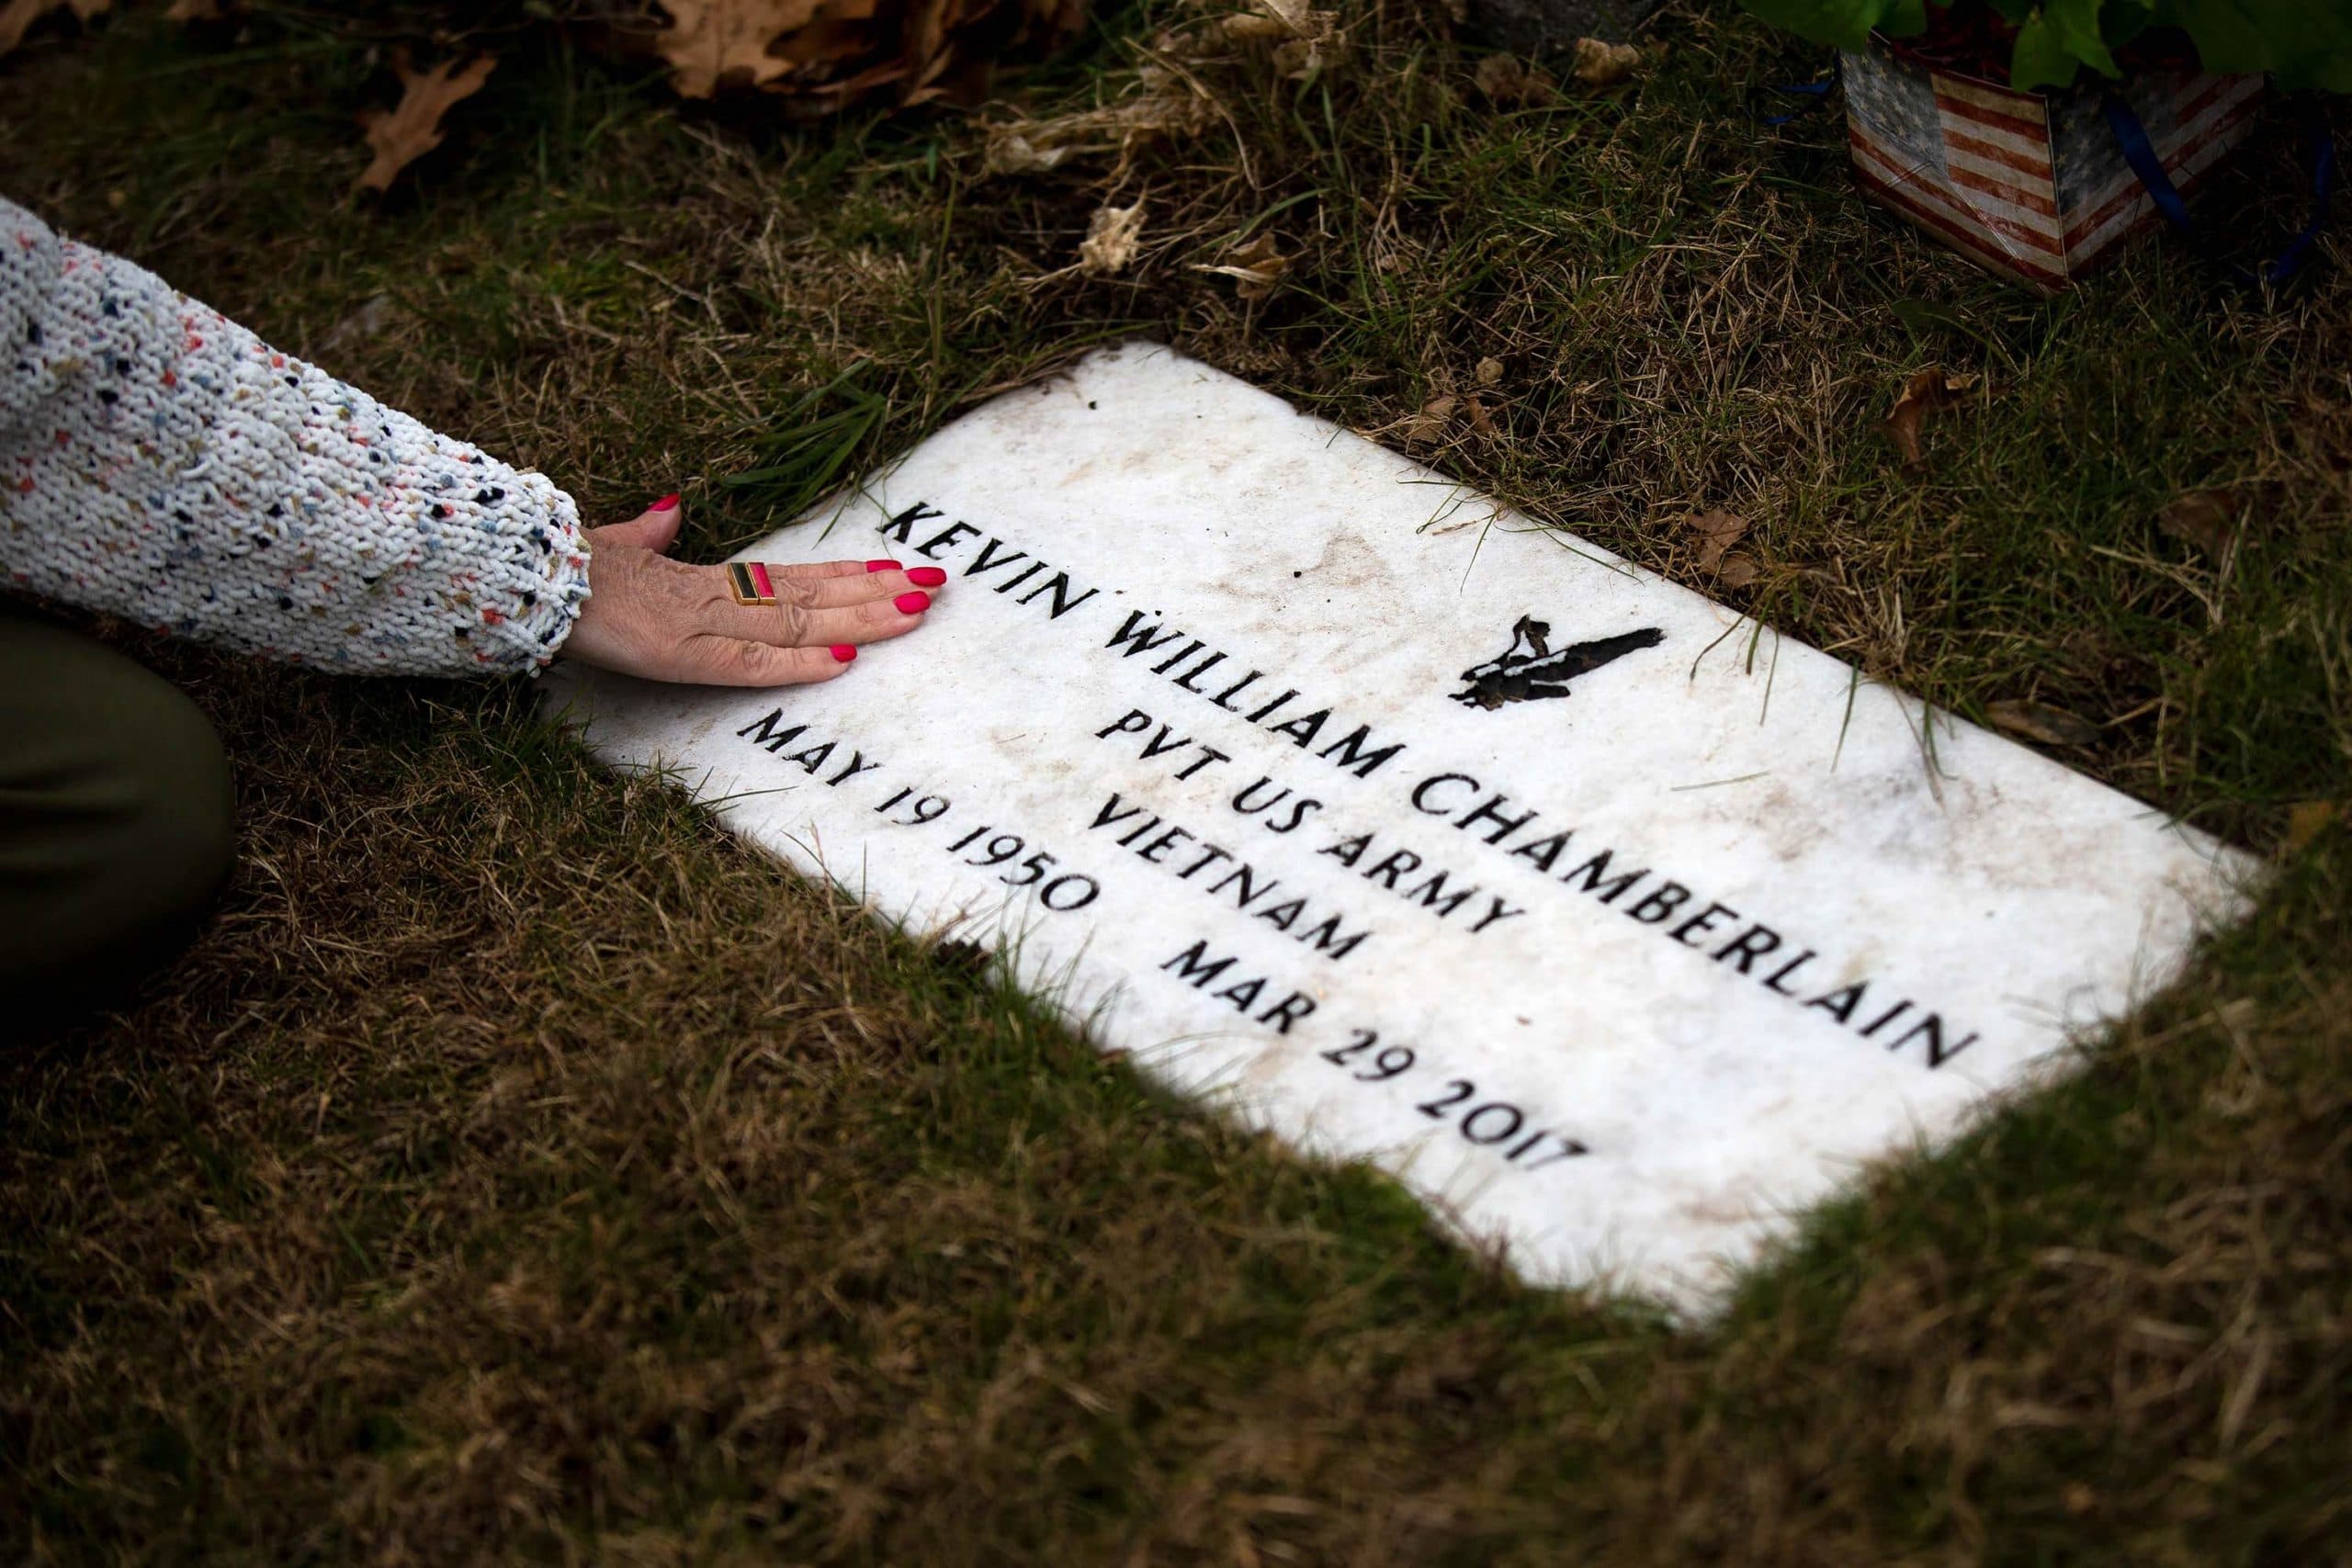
[650,492,680,512]
[865,558,900,572]
[894,591,931,614]
[831,644,856,663]
[906,566,947,588]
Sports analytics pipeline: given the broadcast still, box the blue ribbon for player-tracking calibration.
[2102,90,2336,288]
[1760,76,1835,128]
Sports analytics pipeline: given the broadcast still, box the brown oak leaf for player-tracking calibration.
[357,54,498,193]
[655,0,823,99]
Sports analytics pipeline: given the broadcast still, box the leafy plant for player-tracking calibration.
[1737,0,2352,93]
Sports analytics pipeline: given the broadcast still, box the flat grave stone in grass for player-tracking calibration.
[547,343,2251,1314]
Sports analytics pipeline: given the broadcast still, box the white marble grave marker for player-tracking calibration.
[548,343,2251,1313]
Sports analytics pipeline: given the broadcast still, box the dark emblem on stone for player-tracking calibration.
[1453,615,1665,709]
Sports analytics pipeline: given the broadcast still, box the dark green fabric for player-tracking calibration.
[0,606,233,1038]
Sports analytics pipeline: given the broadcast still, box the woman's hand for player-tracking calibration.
[560,494,944,685]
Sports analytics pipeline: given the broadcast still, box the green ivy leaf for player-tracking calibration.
[2102,0,2154,46]
[1747,0,2352,92]
[2151,0,2352,91]
[2004,0,2125,90]
[2007,13,2077,87]
[1736,0,1889,51]
[2049,0,2122,74]
[1736,0,1935,51]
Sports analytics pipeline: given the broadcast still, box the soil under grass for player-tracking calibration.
[4,3,2349,1562]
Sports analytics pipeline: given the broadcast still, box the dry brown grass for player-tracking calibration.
[4,1,2350,1560]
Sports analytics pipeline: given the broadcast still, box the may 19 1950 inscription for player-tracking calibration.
[548,344,2250,1314]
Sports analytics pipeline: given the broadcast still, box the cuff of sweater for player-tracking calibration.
[468,471,592,674]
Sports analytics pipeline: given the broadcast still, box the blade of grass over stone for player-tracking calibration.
[716,362,894,537]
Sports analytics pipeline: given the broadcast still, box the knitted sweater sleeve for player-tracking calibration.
[0,197,591,675]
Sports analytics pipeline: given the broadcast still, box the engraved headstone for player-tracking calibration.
[548,344,2249,1313]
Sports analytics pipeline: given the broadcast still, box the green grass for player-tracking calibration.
[3,2,2349,1561]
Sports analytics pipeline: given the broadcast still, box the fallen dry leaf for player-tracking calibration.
[1213,0,1345,75]
[1683,509,1749,572]
[1078,199,1145,276]
[1272,26,1341,77]
[632,0,1084,114]
[655,0,818,97]
[1246,0,1313,28]
[1984,698,2100,750]
[2284,800,2340,852]
[1220,0,1341,77]
[1474,52,1555,103]
[357,54,498,194]
[2158,488,2243,563]
[1569,36,1642,85]
[984,128,1069,174]
[1884,365,1981,468]
[0,0,106,57]
[1221,0,1325,39]
[1396,393,1456,443]
[1462,392,1497,437]
[1475,355,1505,387]
[1716,552,1759,588]
[1195,231,1289,300]
[984,72,1209,175]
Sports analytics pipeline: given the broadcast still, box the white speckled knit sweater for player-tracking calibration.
[0,196,590,675]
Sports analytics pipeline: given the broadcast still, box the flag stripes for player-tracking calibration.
[1840,47,2265,289]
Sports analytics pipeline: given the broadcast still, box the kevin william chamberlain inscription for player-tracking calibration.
[548,343,2251,1314]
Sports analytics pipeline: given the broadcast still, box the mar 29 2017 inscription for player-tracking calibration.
[551,344,2250,1314]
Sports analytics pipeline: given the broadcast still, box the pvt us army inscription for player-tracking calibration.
[548,344,2250,1314]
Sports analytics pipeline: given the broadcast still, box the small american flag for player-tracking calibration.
[1841,42,2265,288]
